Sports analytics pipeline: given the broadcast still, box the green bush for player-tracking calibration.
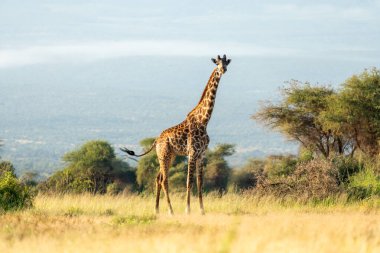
[332,156,363,184]
[0,161,16,177]
[38,140,136,194]
[230,159,265,191]
[0,171,34,212]
[107,182,123,195]
[348,169,380,199]
[264,155,297,178]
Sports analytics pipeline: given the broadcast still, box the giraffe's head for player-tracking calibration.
[211,54,231,74]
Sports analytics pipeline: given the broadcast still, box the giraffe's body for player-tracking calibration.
[121,55,231,215]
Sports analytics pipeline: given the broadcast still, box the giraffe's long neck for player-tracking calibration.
[188,68,222,125]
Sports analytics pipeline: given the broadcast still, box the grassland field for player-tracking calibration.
[1,193,380,253]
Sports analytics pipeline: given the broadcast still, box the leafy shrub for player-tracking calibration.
[298,148,314,163]
[230,168,257,191]
[230,159,265,191]
[0,161,16,177]
[0,171,34,212]
[38,140,136,194]
[107,182,123,195]
[204,158,230,193]
[264,155,298,178]
[332,156,363,184]
[204,144,235,193]
[347,169,380,199]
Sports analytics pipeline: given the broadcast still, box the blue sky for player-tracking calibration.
[1,0,379,67]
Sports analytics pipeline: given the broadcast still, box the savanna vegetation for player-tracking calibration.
[1,68,380,252]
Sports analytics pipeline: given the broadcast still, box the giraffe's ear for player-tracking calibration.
[211,58,217,64]
[226,59,231,65]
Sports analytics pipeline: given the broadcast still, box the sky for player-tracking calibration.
[1,0,380,67]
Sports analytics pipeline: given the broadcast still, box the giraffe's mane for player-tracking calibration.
[187,68,218,116]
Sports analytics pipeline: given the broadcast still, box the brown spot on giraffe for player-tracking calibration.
[121,54,231,215]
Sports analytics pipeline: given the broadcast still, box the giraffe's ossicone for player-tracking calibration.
[121,54,231,215]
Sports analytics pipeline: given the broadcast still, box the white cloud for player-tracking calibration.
[262,3,375,21]
[0,40,299,68]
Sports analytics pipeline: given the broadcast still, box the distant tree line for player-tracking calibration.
[37,139,237,195]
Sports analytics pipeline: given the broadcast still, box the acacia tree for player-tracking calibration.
[321,68,380,157]
[253,81,344,158]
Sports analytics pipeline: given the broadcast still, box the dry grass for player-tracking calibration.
[1,193,380,253]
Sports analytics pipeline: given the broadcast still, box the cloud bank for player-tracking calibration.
[0,40,298,68]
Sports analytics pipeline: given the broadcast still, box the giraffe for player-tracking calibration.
[121,54,231,215]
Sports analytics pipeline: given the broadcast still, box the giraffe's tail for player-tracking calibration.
[120,140,156,158]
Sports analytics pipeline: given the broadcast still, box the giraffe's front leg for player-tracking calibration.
[196,155,205,215]
[186,156,196,215]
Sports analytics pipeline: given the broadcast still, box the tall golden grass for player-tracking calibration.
[1,193,379,253]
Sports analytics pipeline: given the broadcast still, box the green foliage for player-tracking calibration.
[136,138,159,192]
[321,68,380,156]
[20,171,39,187]
[204,144,235,193]
[139,138,156,151]
[0,171,34,212]
[230,159,264,191]
[39,140,135,194]
[110,159,136,186]
[168,161,187,191]
[298,147,314,163]
[332,156,364,185]
[253,81,339,158]
[0,161,16,178]
[264,155,298,178]
[204,158,230,193]
[106,182,124,195]
[348,169,380,199]
[63,140,115,167]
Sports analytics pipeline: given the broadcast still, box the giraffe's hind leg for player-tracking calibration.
[155,172,162,214]
[161,163,174,215]
[157,144,174,215]
[186,156,196,214]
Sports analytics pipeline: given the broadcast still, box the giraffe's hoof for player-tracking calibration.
[155,208,159,215]
[200,209,205,215]
[169,210,174,216]
[186,207,191,215]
